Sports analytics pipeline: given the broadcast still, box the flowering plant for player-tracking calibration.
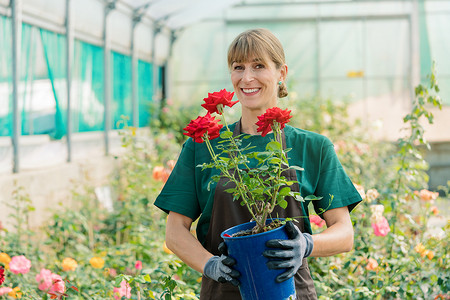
[183,89,321,234]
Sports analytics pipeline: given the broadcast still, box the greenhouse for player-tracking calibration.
[0,0,448,299]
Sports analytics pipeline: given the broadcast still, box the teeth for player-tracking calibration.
[242,88,259,93]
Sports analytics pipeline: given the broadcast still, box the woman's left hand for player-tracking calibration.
[263,221,314,283]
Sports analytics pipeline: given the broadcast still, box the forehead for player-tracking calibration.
[232,54,271,65]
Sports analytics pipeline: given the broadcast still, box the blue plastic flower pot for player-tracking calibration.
[221,219,296,300]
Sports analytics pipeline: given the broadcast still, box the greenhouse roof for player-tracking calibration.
[121,0,243,29]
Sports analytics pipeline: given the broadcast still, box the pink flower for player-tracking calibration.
[36,268,54,291]
[48,276,65,296]
[9,255,31,274]
[0,287,12,296]
[113,280,131,300]
[135,260,142,270]
[371,216,391,236]
[36,269,64,294]
[309,215,325,228]
[109,268,117,277]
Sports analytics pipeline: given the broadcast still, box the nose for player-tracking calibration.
[241,68,254,83]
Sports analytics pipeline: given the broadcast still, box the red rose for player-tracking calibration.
[201,89,238,114]
[256,107,292,137]
[0,266,5,286]
[183,113,223,143]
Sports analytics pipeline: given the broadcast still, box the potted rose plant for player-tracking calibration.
[183,89,321,299]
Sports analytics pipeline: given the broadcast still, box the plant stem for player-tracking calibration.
[258,124,286,232]
[203,136,259,222]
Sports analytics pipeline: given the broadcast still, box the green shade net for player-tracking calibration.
[138,60,153,127]
[0,15,12,136]
[40,27,67,139]
[112,51,132,129]
[72,39,104,132]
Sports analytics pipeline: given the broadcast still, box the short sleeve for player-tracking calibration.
[154,139,202,220]
[313,139,362,215]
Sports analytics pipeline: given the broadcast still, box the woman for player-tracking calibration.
[154,28,362,299]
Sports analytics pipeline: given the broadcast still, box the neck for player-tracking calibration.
[240,109,266,135]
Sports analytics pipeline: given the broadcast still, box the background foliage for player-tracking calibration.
[0,71,448,299]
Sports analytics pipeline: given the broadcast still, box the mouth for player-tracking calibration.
[241,88,260,96]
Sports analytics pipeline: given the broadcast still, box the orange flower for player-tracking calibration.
[365,258,379,271]
[366,189,380,203]
[333,140,347,152]
[0,253,11,269]
[416,189,439,201]
[89,257,105,269]
[62,258,78,272]
[414,243,434,259]
[353,183,366,200]
[153,166,171,182]
[153,166,165,180]
[8,287,22,299]
[425,250,434,260]
[166,160,176,171]
[414,243,426,255]
[431,206,439,215]
[163,242,173,255]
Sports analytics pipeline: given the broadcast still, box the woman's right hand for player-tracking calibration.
[203,255,240,286]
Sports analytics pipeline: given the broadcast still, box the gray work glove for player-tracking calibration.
[263,221,314,283]
[203,243,240,286]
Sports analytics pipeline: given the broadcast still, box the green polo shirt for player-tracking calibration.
[154,123,362,245]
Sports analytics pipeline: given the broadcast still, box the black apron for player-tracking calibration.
[200,121,318,299]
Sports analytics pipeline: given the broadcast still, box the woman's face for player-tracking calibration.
[230,55,287,114]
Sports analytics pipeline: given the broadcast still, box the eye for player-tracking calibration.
[233,65,243,70]
[255,64,265,69]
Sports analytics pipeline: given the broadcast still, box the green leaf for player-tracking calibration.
[290,165,304,171]
[114,277,123,287]
[135,275,147,283]
[266,141,281,151]
[144,274,152,283]
[279,187,291,196]
[251,187,264,195]
[278,199,288,209]
[148,291,155,299]
[224,188,236,194]
[269,157,281,165]
[293,193,304,202]
[256,152,271,160]
[220,131,233,139]
[305,195,323,201]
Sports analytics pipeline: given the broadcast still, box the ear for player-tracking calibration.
[279,64,288,82]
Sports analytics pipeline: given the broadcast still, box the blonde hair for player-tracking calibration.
[227,28,288,98]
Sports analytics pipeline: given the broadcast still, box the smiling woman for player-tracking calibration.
[228,29,288,133]
[155,28,363,300]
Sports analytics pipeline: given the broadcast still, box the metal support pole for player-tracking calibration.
[315,5,321,97]
[362,17,369,127]
[103,1,115,156]
[152,25,161,106]
[131,33,138,128]
[66,0,73,162]
[11,0,22,173]
[164,29,179,102]
[410,0,420,105]
[131,11,142,128]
